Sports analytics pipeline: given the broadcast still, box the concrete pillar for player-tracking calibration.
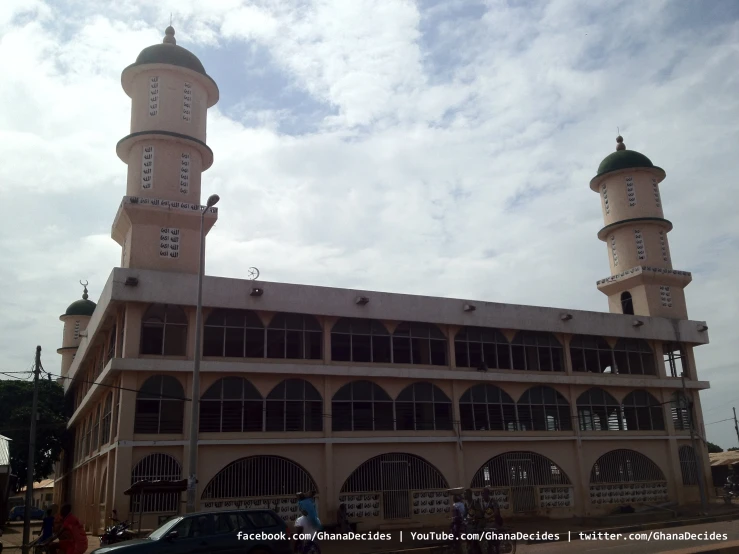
[111,446,133,521]
[451,380,465,487]
[566,385,588,516]
[653,341,667,378]
[562,334,573,375]
[323,375,334,522]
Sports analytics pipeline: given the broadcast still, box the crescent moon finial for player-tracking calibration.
[79,280,89,300]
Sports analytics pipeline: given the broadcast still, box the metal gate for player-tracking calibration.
[509,457,536,513]
[381,460,410,519]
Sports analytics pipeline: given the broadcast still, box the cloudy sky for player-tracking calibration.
[1,0,737,446]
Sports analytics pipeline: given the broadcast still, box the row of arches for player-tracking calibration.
[133,376,685,434]
[129,446,699,519]
[140,306,658,375]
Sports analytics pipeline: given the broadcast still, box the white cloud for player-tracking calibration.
[0,0,737,448]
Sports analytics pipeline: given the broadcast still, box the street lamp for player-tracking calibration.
[186,193,219,513]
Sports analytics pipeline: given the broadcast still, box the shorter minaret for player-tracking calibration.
[591,136,692,319]
[58,281,96,379]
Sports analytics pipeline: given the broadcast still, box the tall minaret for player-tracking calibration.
[112,27,220,273]
[58,282,96,379]
[590,136,692,319]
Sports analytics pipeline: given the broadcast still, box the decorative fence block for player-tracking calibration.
[159,227,180,259]
[201,497,301,522]
[412,490,448,516]
[339,493,381,519]
[589,482,668,505]
[538,486,573,508]
[469,488,510,511]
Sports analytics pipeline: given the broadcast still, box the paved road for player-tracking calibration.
[520,520,739,554]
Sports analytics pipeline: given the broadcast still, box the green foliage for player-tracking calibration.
[707,441,724,453]
[728,447,739,452]
[0,378,66,489]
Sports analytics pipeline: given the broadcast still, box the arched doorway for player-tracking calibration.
[471,451,572,514]
[340,453,448,522]
[201,456,317,522]
[589,449,667,506]
[99,469,107,532]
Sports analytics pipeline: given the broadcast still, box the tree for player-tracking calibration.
[729,447,739,452]
[707,441,724,454]
[0,378,67,490]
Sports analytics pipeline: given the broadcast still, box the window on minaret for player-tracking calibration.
[182,82,192,122]
[179,153,190,195]
[149,76,159,116]
[610,235,618,267]
[660,285,673,308]
[601,183,610,215]
[140,304,188,356]
[652,177,661,208]
[634,230,645,260]
[159,227,181,259]
[620,291,634,315]
[74,320,80,340]
[626,176,636,206]
[141,146,154,189]
[659,230,669,262]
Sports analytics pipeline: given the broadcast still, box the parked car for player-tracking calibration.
[90,509,292,554]
[8,506,45,521]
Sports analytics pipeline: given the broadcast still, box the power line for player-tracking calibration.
[705,417,733,426]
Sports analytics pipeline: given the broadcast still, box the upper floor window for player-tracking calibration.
[671,392,691,431]
[622,390,665,431]
[577,388,622,431]
[331,318,391,363]
[134,375,185,434]
[200,377,263,433]
[395,382,452,431]
[101,393,113,445]
[267,314,322,360]
[459,384,516,431]
[570,335,614,373]
[517,386,571,431]
[92,405,100,450]
[203,309,265,358]
[266,379,323,432]
[141,304,188,356]
[664,343,687,378]
[107,326,116,364]
[332,380,394,431]
[392,323,447,366]
[511,332,563,372]
[454,327,511,370]
[621,292,634,315]
[613,339,655,375]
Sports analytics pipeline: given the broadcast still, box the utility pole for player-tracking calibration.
[22,346,42,554]
[682,374,708,515]
[733,408,739,447]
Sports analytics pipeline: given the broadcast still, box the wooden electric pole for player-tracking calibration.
[22,346,41,554]
[733,408,739,447]
[682,374,708,515]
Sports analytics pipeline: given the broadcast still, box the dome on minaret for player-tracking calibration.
[129,26,208,77]
[64,284,96,316]
[594,135,663,179]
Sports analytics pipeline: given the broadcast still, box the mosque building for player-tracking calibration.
[53,27,711,533]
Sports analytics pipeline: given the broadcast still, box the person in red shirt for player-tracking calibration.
[48,504,88,554]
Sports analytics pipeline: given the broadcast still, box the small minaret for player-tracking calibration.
[57,281,96,379]
[590,136,692,319]
[111,26,220,273]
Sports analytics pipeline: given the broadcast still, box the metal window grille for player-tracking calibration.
[395,382,453,431]
[590,449,666,483]
[517,386,571,431]
[331,318,391,363]
[203,309,265,358]
[200,377,264,432]
[671,392,691,431]
[454,327,511,369]
[471,452,571,488]
[140,304,188,356]
[134,375,185,434]
[266,313,323,360]
[679,445,698,485]
[202,455,317,499]
[391,323,448,366]
[130,453,182,513]
[622,390,665,431]
[576,388,623,431]
[510,332,564,372]
[332,380,394,431]
[664,344,687,378]
[570,336,615,373]
[613,339,656,375]
[266,379,323,432]
[459,384,517,431]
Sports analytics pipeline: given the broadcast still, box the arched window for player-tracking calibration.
[84,417,91,456]
[570,336,614,373]
[671,392,691,431]
[454,327,511,369]
[613,339,655,375]
[203,309,265,358]
[510,332,563,372]
[140,304,188,356]
[679,445,698,485]
[517,386,571,431]
[459,384,517,431]
[134,375,185,434]
[106,326,116,364]
[576,389,622,431]
[395,382,452,431]
[590,450,666,483]
[332,381,393,431]
[100,393,113,445]
[200,377,263,432]
[331,319,391,363]
[267,314,322,360]
[471,451,571,487]
[392,323,447,366]
[92,405,100,450]
[622,390,665,430]
[266,379,322,432]
[130,453,182,513]
[621,291,634,315]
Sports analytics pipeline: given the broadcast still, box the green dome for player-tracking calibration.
[133,43,206,75]
[65,298,96,317]
[597,149,655,177]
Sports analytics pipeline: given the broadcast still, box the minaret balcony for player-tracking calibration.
[117,130,214,170]
[596,265,692,294]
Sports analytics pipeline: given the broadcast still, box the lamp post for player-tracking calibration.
[186,193,219,513]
